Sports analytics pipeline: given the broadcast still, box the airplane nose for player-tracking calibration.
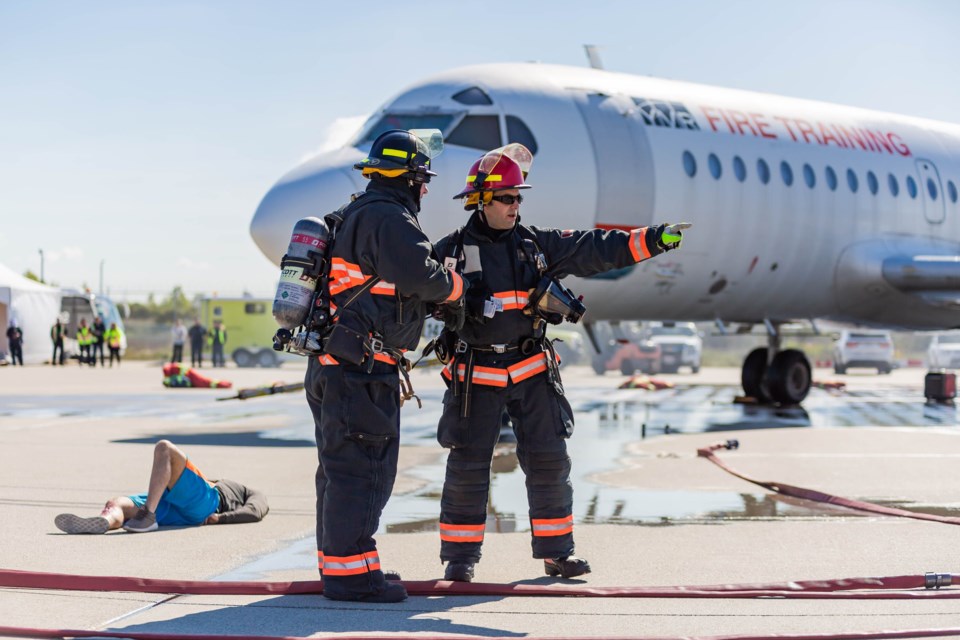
[250,153,362,266]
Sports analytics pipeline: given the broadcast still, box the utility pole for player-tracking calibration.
[99,260,104,295]
[38,249,44,283]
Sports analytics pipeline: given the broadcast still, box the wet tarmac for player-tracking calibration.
[6,373,959,532]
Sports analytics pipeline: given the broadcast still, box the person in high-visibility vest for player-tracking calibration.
[104,322,123,367]
[76,318,93,366]
[209,320,227,368]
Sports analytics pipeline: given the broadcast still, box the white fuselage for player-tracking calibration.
[250,63,960,330]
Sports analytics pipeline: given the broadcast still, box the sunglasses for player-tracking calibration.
[489,194,524,205]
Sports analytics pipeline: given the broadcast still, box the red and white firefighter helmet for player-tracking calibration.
[453,143,533,200]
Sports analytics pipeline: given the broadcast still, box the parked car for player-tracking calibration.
[646,321,702,373]
[832,330,895,374]
[927,332,960,369]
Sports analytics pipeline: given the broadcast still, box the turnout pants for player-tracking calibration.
[438,367,576,564]
[306,356,400,599]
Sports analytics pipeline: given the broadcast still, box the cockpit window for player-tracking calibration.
[452,87,493,106]
[445,115,501,151]
[359,114,457,144]
[506,116,538,155]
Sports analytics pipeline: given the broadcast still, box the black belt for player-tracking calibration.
[456,336,542,356]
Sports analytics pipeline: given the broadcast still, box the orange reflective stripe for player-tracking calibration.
[322,551,381,576]
[531,515,574,537]
[507,353,548,383]
[329,258,366,295]
[629,228,651,262]
[370,281,396,296]
[439,522,485,543]
[445,271,464,303]
[317,353,395,366]
[452,364,509,387]
[493,290,530,311]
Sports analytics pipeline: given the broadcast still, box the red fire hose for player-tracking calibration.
[697,440,960,525]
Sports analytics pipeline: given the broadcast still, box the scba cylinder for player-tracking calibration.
[273,217,330,330]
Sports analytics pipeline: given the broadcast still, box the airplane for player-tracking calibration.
[249,62,960,405]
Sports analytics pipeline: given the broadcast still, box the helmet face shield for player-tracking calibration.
[478,143,532,178]
[409,128,444,160]
[355,128,443,183]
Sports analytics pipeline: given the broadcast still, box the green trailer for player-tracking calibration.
[199,297,285,367]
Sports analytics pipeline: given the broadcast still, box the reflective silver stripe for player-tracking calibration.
[532,522,572,533]
[439,528,484,538]
[324,556,376,572]
[508,354,547,381]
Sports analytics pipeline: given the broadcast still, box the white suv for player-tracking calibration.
[646,321,703,373]
[927,333,960,369]
[833,330,895,374]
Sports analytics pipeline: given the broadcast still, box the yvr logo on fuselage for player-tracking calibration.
[631,98,700,130]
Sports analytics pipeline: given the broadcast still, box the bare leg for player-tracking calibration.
[100,497,137,530]
[144,440,187,513]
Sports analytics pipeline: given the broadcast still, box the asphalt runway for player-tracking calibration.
[2,361,960,638]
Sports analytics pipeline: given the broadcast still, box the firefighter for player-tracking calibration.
[434,144,685,582]
[304,129,465,603]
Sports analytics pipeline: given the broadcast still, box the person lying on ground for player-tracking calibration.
[54,440,268,534]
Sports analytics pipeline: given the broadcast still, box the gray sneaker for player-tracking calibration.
[55,513,110,535]
[122,508,158,533]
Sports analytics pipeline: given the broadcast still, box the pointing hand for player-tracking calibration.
[656,222,691,251]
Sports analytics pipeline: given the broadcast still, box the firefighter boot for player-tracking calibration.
[383,570,402,581]
[544,556,591,579]
[444,562,475,582]
[324,581,408,603]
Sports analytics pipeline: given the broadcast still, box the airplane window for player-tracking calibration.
[906,176,918,199]
[949,180,958,203]
[506,116,539,155]
[682,151,696,177]
[847,169,859,193]
[757,159,770,184]
[927,178,938,201]
[867,171,879,195]
[825,166,837,191]
[708,153,722,179]
[446,115,501,151]
[733,156,746,182]
[803,164,815,189]
[452,87,493,106]
[888,174,899,197]
[780,161,793,187]
[360,114,457,143]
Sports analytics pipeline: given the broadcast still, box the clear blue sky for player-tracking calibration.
[2,0,957,300]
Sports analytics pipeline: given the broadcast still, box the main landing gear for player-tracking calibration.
[740,327,812,405]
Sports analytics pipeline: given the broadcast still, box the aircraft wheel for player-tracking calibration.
[766,349,812,405]
[620,359,636,376]
[741,347,771,403]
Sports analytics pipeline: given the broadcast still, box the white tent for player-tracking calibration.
[0,263,62,364]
